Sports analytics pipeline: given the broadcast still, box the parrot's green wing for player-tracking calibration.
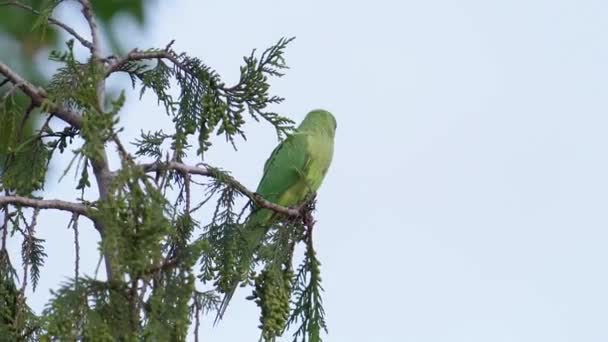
[240,131,312,253]
[257,132,310,207]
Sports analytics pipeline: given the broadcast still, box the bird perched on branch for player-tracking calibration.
[216,109,337,322]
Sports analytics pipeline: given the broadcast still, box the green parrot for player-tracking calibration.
[216,109,337,321]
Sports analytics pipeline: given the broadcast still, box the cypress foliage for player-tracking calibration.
[0,2,328,341]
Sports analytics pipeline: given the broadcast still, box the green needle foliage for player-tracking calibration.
[0,2,329,341]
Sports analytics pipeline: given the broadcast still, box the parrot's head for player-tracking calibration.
[298,109,337,137]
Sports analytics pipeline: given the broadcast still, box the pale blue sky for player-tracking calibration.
[9,0,608,341]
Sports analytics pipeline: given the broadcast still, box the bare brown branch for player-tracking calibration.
[78,0,101,59]
[0,196,92,218]
[105,47,201,81]
[140,161,302,217]
[106,49,176,76]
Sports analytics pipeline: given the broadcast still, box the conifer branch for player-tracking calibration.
[0,1,94,52]
[0,196,91,218]
[140,161,303,217]
[106,44,219,92]
[106,47,177,77]
[0,61,83,127]
[20,208,39,296]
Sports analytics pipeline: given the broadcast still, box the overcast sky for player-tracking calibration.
[9,0,608,341]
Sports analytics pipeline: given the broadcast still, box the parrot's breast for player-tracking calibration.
[304,133,334,195]
[275,133,333,208]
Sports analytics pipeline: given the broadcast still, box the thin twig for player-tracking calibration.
[38,114,54,136]
[69,213,81,285]
[183,171,191,213]
[1,205,9,252]
[158,153,175,197]
[0,0,94,52]
[138,279,149,314]
[194,296,201,342]
[165,39,175,51]
[17,101,36,142]
[2,81,22,100]
[111,133,132,164]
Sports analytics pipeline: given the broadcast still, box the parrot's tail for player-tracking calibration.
[213,208,274,325]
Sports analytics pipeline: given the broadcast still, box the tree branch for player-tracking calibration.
[0,196,92,218]
[78,0,116,282]
[1,205,8,252]
[78,0,105,110]
[105,41,208,82]
[19,208,39,296]
[106,48,181,77]
[0,62,45,102]
[69,213,80,285]
[0,0,94,52]
[78,0,101,60]
[0,61,83,127]
[140,161,302,217]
